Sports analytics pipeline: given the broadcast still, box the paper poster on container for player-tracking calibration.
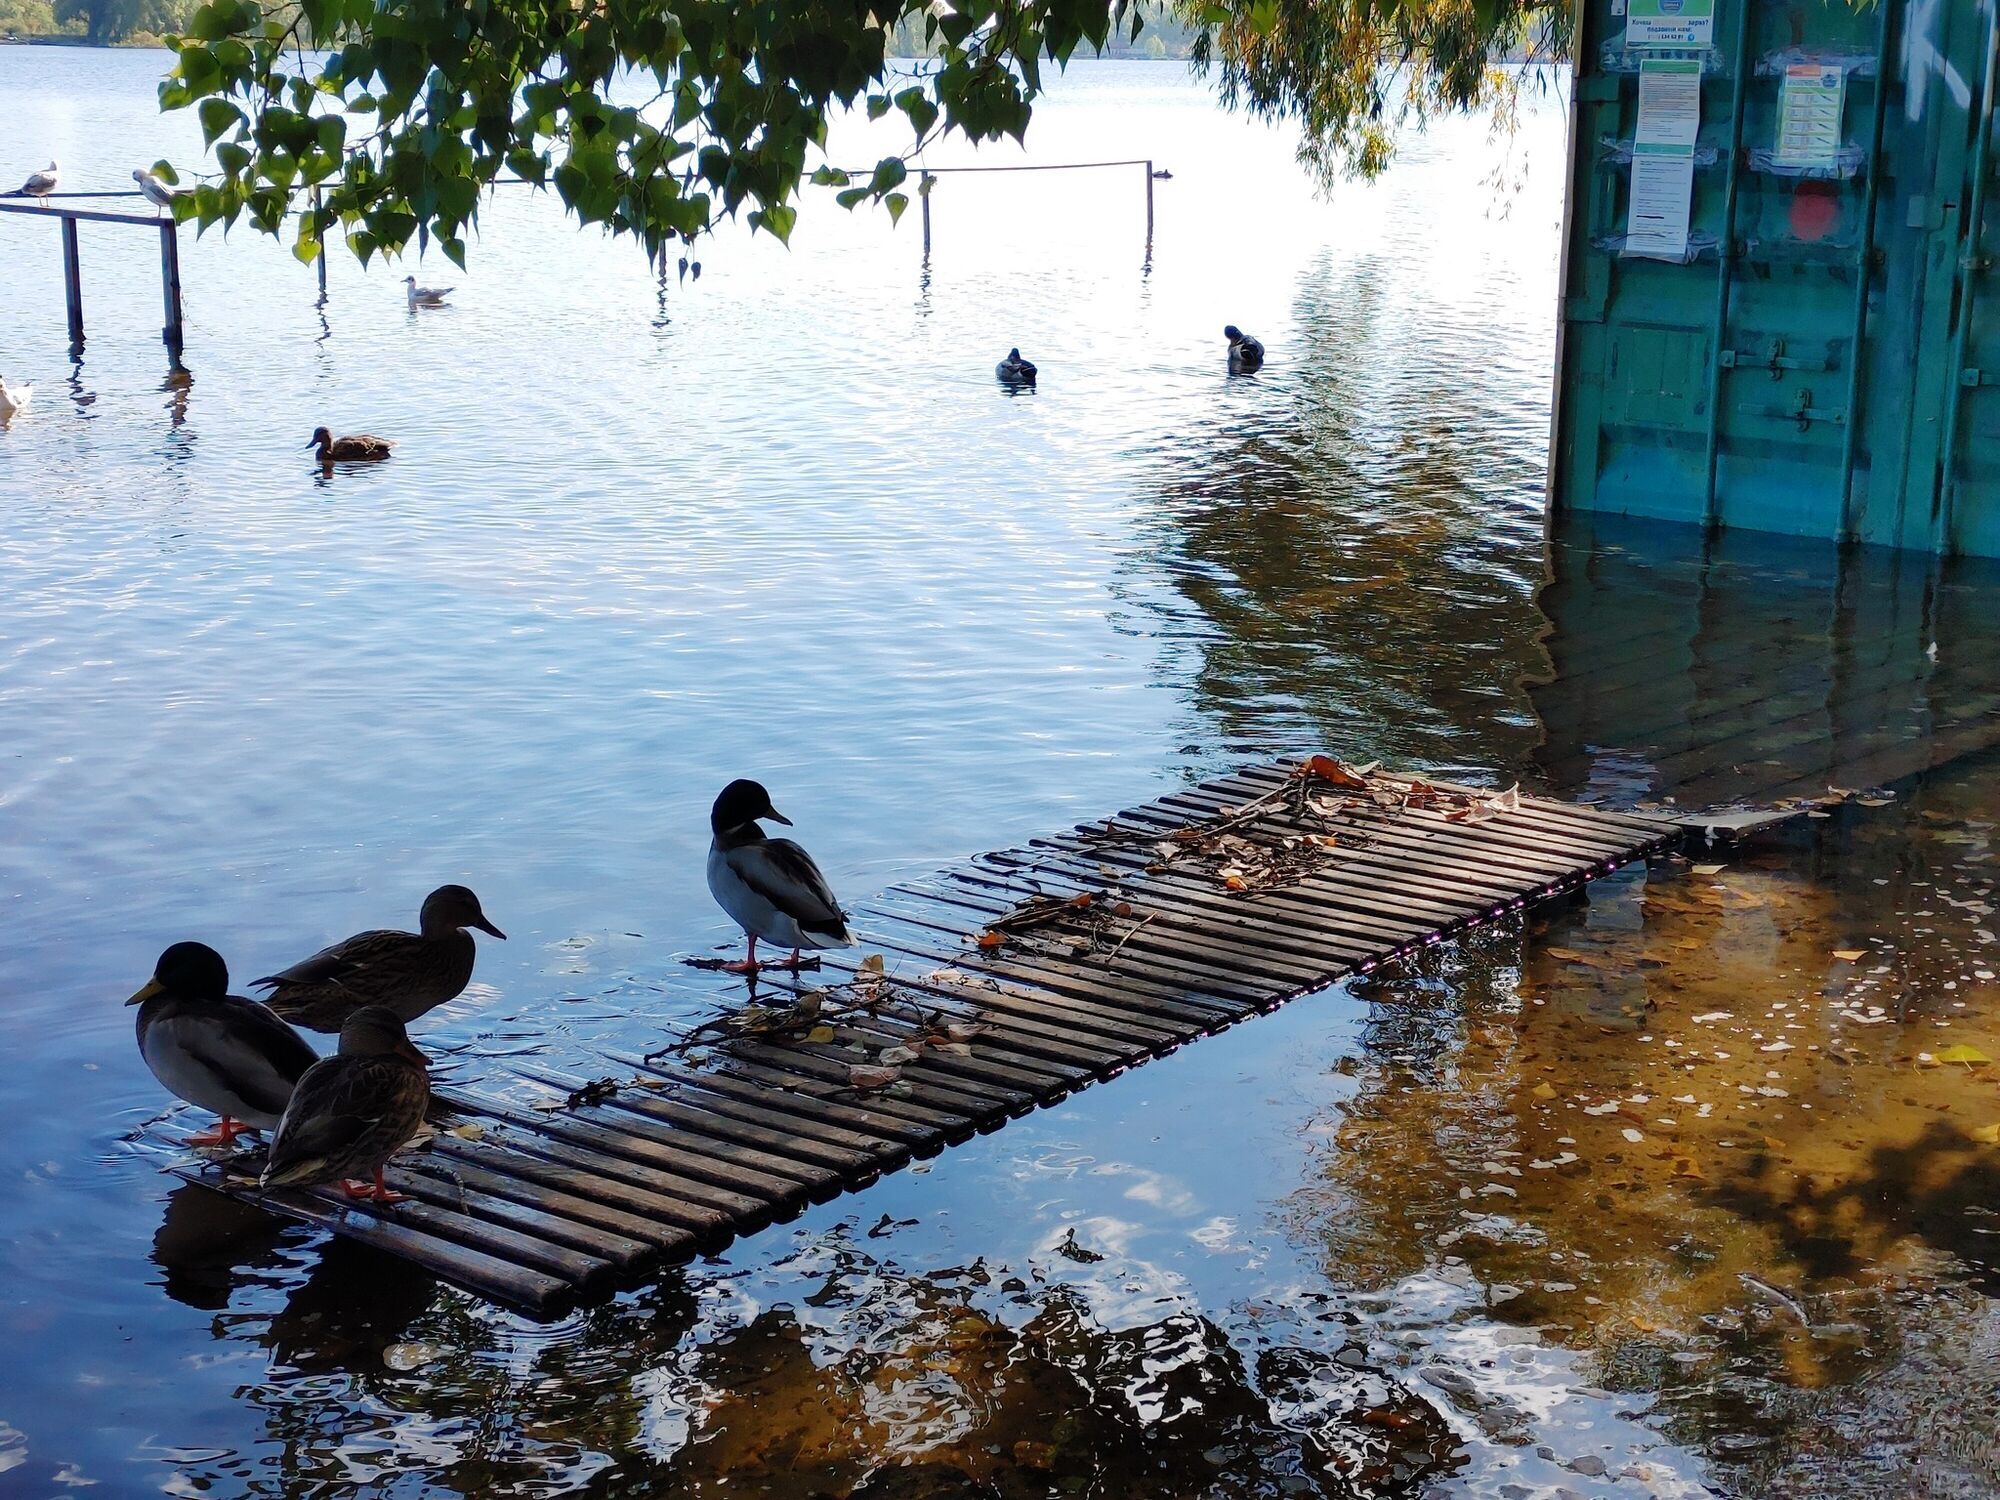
[1626,58,1702,260]
[1774,63,1846,170]
[1626,0,1715,49]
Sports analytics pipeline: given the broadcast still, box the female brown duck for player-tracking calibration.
[261,1006,429,1203]
[254,884,505,1032]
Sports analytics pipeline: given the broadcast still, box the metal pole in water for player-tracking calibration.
[158,220,185,361]
[314,186,328,301]
[60,216,84,349]
[921,173,933,258]
[1145,159,1154,247]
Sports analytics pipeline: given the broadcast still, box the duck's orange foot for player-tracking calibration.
[720,959,762,975]
[185,1116,252,1147]
[339,1177,407,1204]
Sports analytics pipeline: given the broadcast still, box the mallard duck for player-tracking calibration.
[0,377,31,417]
[253,884,505,1032]
[1225,325,1265,374]
[404,275,453,308]
[129,941,319,1146]
[306,427,396,462]
[996,348,1037,386]
[132,168,181,212]
[707,779,855,973]
[261,1006,430,1203]
[12,161,57,204]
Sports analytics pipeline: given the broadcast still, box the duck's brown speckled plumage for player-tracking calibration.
[254,884,504,1032]
[261,1007,430,1193]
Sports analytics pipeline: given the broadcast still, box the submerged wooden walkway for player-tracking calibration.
[151,759,1681,1315]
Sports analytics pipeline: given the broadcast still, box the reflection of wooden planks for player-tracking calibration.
[152,759,1680,1316]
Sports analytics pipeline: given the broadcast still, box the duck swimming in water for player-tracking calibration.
[261,1006,430,1203]
[307,427,396,462]
[996,348,1037,387]
[253,884,505,1033]
[129,941,319,1147]
[1224,325,1265,374]
[707,779,855,973]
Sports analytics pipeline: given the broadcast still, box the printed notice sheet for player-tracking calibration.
[1626,58,1702,260]
[1774,63,1846,170]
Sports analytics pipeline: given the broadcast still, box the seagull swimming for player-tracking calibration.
[0,377,31,417]
[706,779,856,974]
[132,168,181,212]
[404,275,453,308]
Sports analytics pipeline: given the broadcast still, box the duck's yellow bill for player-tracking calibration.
[126,977,166,1006]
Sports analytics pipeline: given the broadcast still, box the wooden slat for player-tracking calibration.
[149,755,1676,1318]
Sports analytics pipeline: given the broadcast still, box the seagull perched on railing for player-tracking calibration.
[133,168,181,213]
[404,275,453,308]
[10,161,58,204]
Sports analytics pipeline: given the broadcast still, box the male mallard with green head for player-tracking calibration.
[707,779,855,974]
[129,941,318,1146]
[254,884,505,1032]
[261,1006,430,1203]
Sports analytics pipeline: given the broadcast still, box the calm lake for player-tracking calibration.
[3,45,1999,1500]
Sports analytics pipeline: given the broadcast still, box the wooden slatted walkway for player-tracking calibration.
[147,758,1681,1315]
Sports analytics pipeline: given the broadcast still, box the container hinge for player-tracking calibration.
[1769,389,1846,430]
[1962,367,2000,387]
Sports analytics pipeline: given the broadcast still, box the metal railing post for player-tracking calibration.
[159,220,185,360]
[60,217,84,348]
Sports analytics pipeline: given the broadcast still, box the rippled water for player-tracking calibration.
[3,46,1999,1500]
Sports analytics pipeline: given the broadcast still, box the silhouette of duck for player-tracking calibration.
[996,348,1038,387]
[1225,325,1265,374]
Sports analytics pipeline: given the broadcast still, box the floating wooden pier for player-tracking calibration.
[149,758,1681,1316]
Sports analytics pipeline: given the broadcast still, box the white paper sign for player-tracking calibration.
[1626,59,1702,260]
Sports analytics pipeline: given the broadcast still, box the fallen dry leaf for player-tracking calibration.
[805,1025,836,1045]
[847,1064,902,1090]
[1937,1044,1993,1066]
[976,931,1005,950]
[1832,949,1867,962]
[1969,1123,2000,1145]
[879,1044,922,1065]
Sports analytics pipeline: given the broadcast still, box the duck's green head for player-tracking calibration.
[712,778,792,836]
[128,940,227,1006]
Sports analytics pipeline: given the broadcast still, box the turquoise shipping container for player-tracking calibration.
[1550,0,2000,556]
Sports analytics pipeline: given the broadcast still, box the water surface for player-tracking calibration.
[3,48,1998,1499]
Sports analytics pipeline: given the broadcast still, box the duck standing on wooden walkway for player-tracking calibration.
[261,1006,430,1203]
[707,779,856,973]
[10,161,57,204]
[0,377,31,418]
[1224,325,1265,374]
[253,884,505,1032]
[996,348,1038,387]
[307,427,396,463]
[404,275,453,309]
[129,941,319,1146]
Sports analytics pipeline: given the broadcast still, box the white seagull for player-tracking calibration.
[14,161,58,204]
[404,275,453,308]
[0,377,32,418]
[133,168,181,212]
[706,779,856,974]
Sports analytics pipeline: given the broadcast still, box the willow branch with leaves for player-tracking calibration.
[154,0,1570,267]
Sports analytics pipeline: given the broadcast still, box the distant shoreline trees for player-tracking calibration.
[1,0,187,44]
